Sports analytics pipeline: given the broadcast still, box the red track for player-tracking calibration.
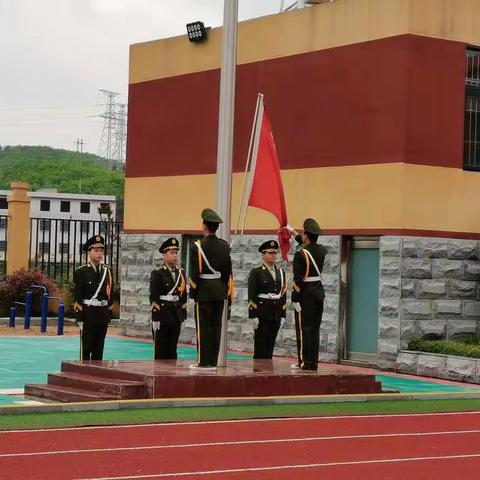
[2,412,480,479]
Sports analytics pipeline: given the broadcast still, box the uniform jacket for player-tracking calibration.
[291,235,327,303]
[150,265,187,324]
[189,235,234,303]
[248,264,287,321]
[73,262,114,321]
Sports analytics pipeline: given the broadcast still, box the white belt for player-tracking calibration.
[199,273,221,279]
[257,293,282,300]
[303,276,322,283]
[83,299,108,307]
[159,294,179,302]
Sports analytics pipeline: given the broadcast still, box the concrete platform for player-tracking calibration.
[24,359,382,403]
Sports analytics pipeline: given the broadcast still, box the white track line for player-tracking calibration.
[3,410,480,434]
[2,429,480,458]
[74,453,480,479]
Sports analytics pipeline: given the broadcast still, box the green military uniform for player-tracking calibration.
[189,209,234,367]
[150,238,187,360]
[73,235,114,361]
[248,240,287,359]
[291,218,327,371]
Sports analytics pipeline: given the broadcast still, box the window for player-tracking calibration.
[0,197,7,209]
[464,48,480,170]
[39,219,50,231]
[60,201,70,213]
[0,218,6,229]
[0,240,6,251]
[80,221,89,234]
[58,243,69,254]
[39,242,49,254]
[40,200,50,212]
[80,202,90,214]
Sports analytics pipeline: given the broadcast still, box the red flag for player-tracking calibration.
[247,100,291,259]
[248,110,288,226]
[277,226,293,262]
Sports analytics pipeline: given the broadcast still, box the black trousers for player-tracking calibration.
[253,318,281,359]
[194,301,224,367]
[81,306,109,361]
[153,320,181,360]
[294,297,324,370]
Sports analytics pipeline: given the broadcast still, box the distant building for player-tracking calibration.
[0,188,116,260]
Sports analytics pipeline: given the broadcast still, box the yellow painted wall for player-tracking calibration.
[129,0,480,84]
[124,164,480,234]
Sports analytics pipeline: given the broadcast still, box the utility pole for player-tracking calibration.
[75,139,86,153]
[216,0,238,368]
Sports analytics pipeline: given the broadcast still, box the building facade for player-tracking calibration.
[121,0,480,370]
[0,187,116,262]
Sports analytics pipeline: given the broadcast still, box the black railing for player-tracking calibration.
[0,214,7,279]
[29,218,122,282]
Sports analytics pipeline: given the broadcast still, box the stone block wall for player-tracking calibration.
[397,351,480,384]
[120,233,341,362]
[379,236,480,370]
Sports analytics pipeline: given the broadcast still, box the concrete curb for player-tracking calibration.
[3,390,480,415]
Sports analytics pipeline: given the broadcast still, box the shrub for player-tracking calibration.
[408,338,480,359]
[3,268,57,315]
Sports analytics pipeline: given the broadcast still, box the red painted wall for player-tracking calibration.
[126,35,466,178]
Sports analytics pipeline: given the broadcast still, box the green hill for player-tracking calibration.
[0,146,124,219]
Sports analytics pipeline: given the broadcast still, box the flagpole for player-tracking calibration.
[216,0,238,368]
[241,94,264,236]
[234,94,261,236]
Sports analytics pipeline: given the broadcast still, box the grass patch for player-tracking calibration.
[408,337,480,358]
[2,399,480,431]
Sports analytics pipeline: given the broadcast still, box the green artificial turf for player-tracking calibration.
[2,398,480,430]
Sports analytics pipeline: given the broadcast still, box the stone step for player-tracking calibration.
[61,361,144,382]
[48,372,144,399]
[24,384,117,403]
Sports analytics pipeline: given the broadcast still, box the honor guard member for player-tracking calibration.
[189,208,234,369]
[73,235,114,361]
[149,238,187,360]
[287,219,327,371]
[248,240,287,359]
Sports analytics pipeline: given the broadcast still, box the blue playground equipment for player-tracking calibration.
[9,285,64,335]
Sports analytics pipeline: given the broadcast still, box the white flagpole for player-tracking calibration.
[234,94,262,237]
[216,0,238,368]
[241,94,264,236]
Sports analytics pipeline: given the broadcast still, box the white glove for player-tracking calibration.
[152,321,160,332]
[285,224,298,235]
[280,318,286,328]
[293,302,302,313]
[77,321,83,329]
[252,318,259,330]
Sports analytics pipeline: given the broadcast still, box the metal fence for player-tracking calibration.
[29,218,122,283]
[464,49,480,170]
[0,214,7,278]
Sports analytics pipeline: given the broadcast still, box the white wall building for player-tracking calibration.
[0,188,116,261]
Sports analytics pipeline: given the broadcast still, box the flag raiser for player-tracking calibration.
[240,93,292,260]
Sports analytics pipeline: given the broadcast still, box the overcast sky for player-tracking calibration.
[0,0,285,155]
